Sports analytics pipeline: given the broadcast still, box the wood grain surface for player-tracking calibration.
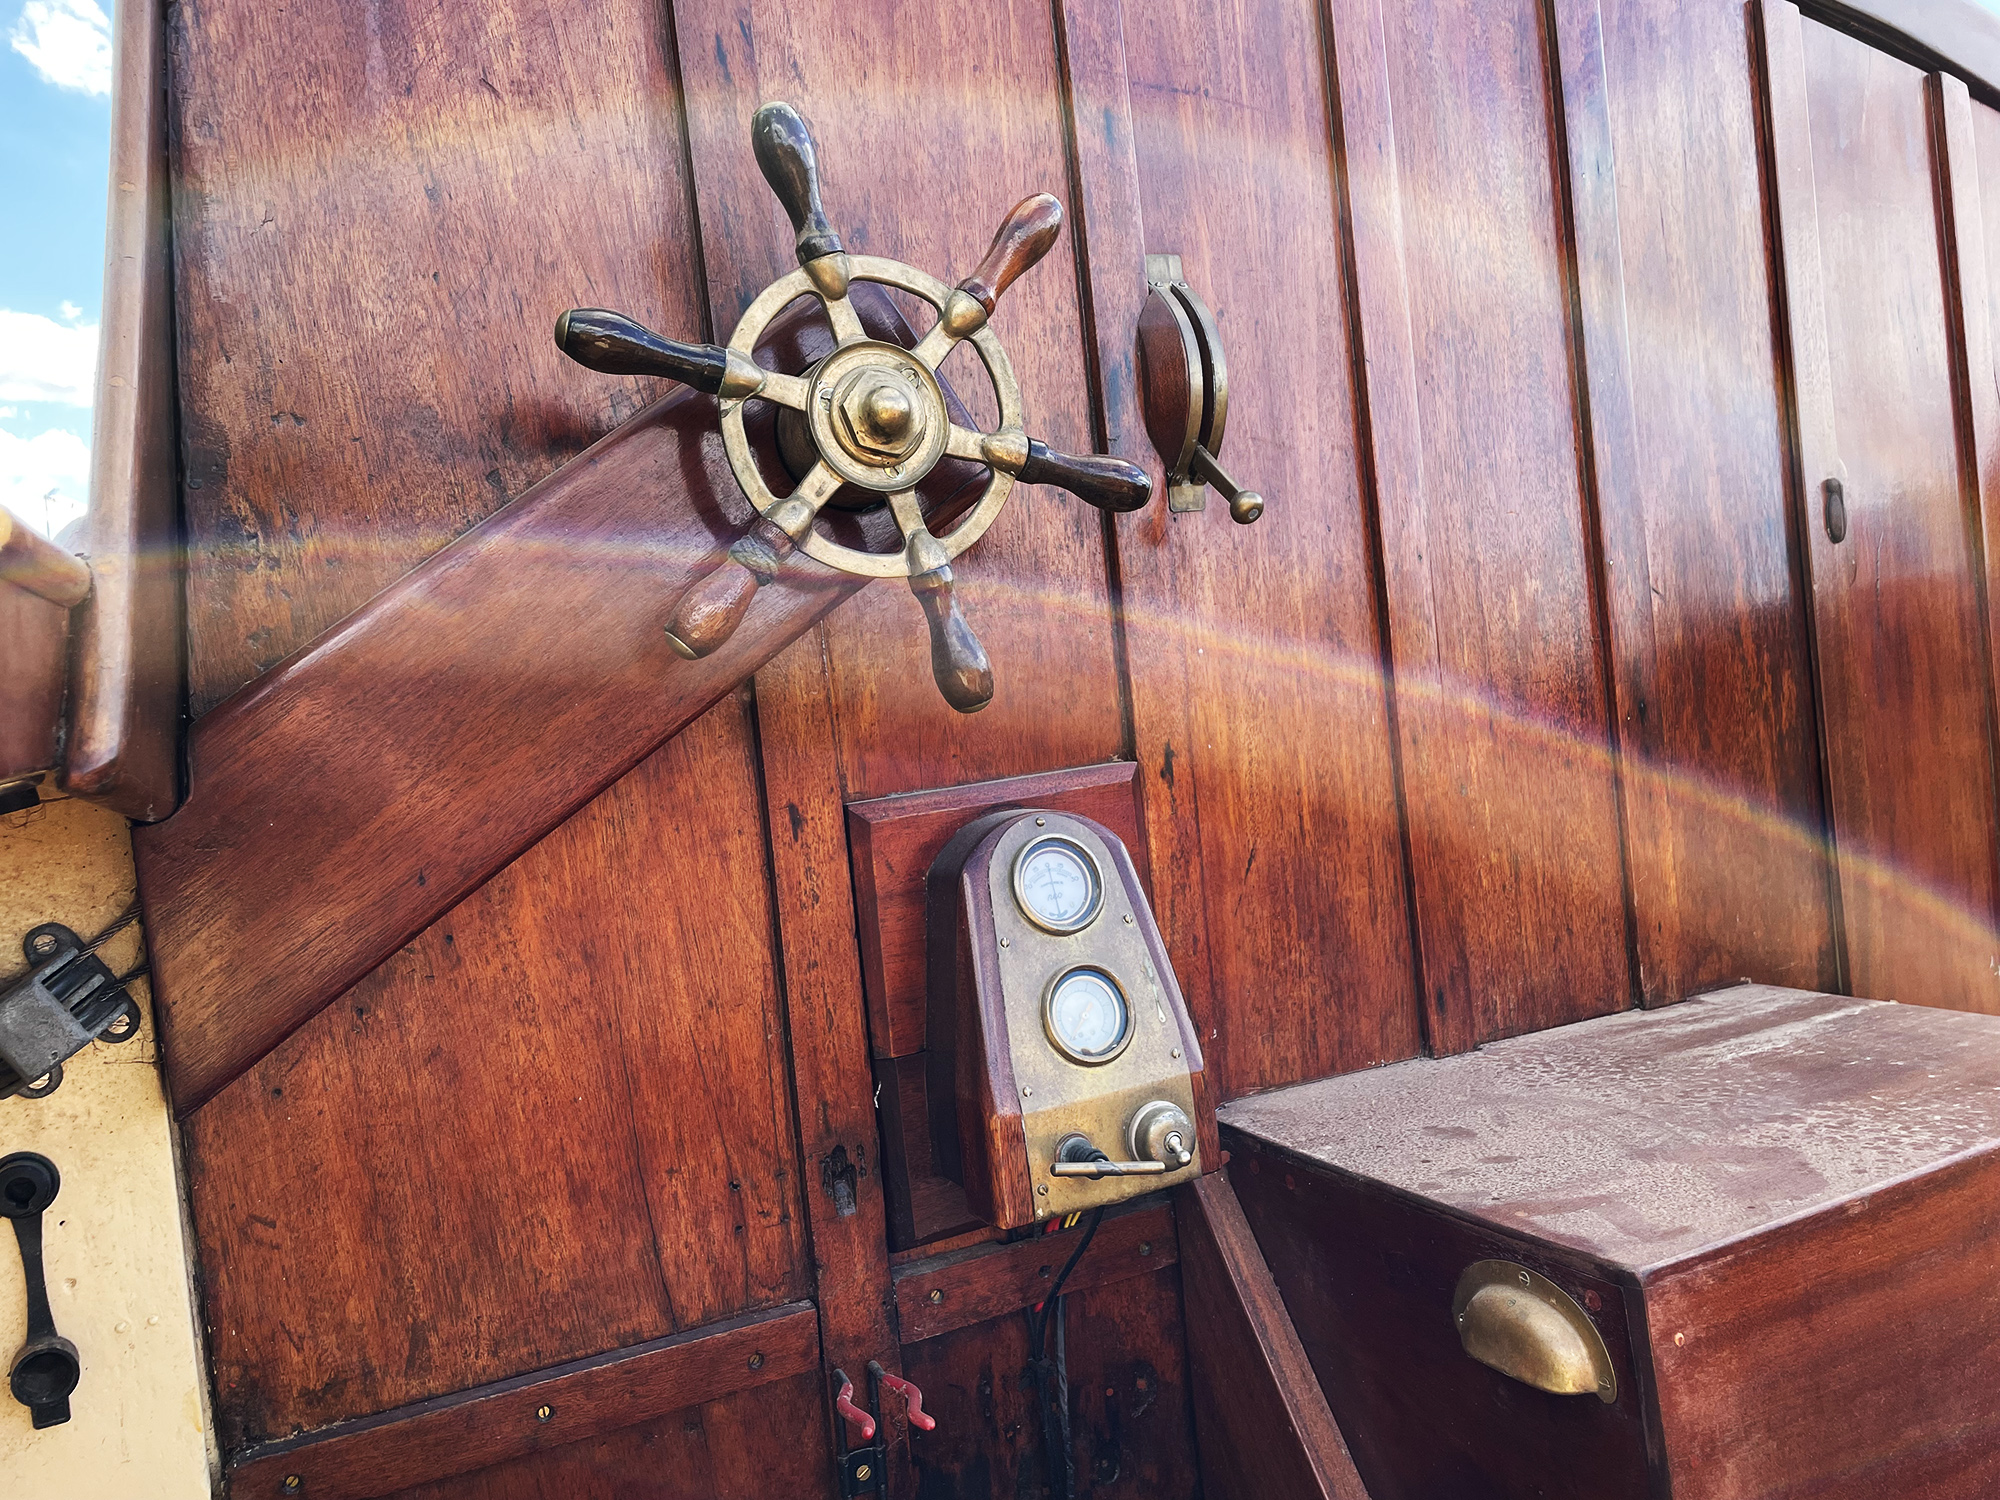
[1119,0,1424,1095]
[1558,0,1837,1005]
[185,702,813,1448]
[66,0,183,820]
[1773,8,2000,1011]
[226,1302,817,1500]
[1177,1173,1370,1500]
[136,289,980,1116]
[891,1201,1176,1345]
[380,1373,827,1500]
[1329,0,1632,1054]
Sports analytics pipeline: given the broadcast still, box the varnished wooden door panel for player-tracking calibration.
[187,702,809,1449]
[1768,8,2000,1011]
[1117,0,1424,1097]
[1561,0,1836,1004]
[1329,0,1632,1052]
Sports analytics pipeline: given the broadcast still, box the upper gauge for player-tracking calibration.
[1013,835,1105,934]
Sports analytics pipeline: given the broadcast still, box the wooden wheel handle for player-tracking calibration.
[1017,439,1153,513]
[663,516,798,660]
[910,564,993,713]
[753,102,844,265]
[959,194,1063,314]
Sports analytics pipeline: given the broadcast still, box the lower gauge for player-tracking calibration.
[1044,966,1133,1065]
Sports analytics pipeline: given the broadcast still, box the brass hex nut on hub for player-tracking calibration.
[833,366,926,464]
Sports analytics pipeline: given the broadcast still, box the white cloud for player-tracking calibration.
[0,308,98,406]
[10,0,111,96]
[1,427,90,538]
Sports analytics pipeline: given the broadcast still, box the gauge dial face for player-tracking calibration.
[1044,967,1132,1064]
[1013,837,1104,934]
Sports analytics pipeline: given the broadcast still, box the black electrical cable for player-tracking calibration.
[1023,1207,1103,1500]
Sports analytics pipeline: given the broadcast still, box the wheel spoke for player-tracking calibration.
[757,370,812,411]
[911,321,958,371]
[822,292,867,345]
[885,488,926,540]
[793,460,843,513]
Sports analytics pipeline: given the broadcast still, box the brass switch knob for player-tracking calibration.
[1128,1100,1195,1168]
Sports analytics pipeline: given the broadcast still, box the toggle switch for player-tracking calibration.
[1129,1100,1195,1168]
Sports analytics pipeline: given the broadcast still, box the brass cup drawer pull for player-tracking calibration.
[1452,1260,1617,1404]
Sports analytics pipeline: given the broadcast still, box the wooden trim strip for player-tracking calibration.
[225,1302,819,1500]
[1178,1173,1371,1500]
[135,287,984,1117]
[892,1202,1176,1345]
[66,0,182,820]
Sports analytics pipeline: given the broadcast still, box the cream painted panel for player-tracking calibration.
[0,797,212,1497]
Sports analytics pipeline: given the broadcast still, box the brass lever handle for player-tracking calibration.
[1189,445,1264,526]
[555,309,765,398]
[753,102,844,266]
[1050,1159,1169,1178]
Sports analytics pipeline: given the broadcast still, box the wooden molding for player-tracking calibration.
[65,0,183,820]
[225,1302,818,1500]
[1177,1172,1371,1500]
[136,287,984,1116]
[892,1201,1177,1345]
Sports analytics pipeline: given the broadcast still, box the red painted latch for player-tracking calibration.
[868,1361,935,1432]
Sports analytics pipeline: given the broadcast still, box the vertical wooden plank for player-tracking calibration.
[186,701,810,1451]
[671,0,1124,801]
[168,0,710,713]
[1328,0,1631,1053]
[1051,0,1226,1098]
[67,0,182,819]
[1553,0,1835,1004]
[745,629,906,1481]
[1115,0,1423,1096]
[1177,1174,1369,1500]
[1767,10,2000,1011]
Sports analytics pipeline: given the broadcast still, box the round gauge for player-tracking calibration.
[1043,967,1133,1065]
[1012,836,1104,934]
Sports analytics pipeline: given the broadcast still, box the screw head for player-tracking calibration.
[748,1352,764,1371]
[928,1288,943,1305]
[855,1463,873,1482]
[1138,1241,1152,1257]
[281,1479,302,1495]
[535,1404,554,1423]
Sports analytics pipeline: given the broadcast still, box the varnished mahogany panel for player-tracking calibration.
[900,1267,1201,1499]
[1177,1173,1369,1500]
[226,1303,817,1500]
[1776,12,2000,1009]
[1647,1150,2000,1499]
[1335,0,1633,1054]
[673,1,1124,800]
[381,1375,827,1500]
[186,704,811,1448]
[136,292,979,1116]
[1560,0,1836,1003]
[891,1202,1176,1344]
[168,0,711,713]
[1120,0,1424,1095]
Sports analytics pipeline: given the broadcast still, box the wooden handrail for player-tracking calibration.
[134,286,985,1115]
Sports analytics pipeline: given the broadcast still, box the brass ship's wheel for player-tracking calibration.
[555,103,1152,712]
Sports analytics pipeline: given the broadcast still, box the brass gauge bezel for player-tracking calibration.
[1042,965,1135,1066]
[1011,834,1105,935]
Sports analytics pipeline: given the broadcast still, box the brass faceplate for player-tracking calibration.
[984,814,1200,1221]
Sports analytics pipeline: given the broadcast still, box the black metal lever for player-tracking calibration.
[2,1152,78,1428]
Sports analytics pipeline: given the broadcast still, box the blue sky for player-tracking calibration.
[1,0,111,539]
